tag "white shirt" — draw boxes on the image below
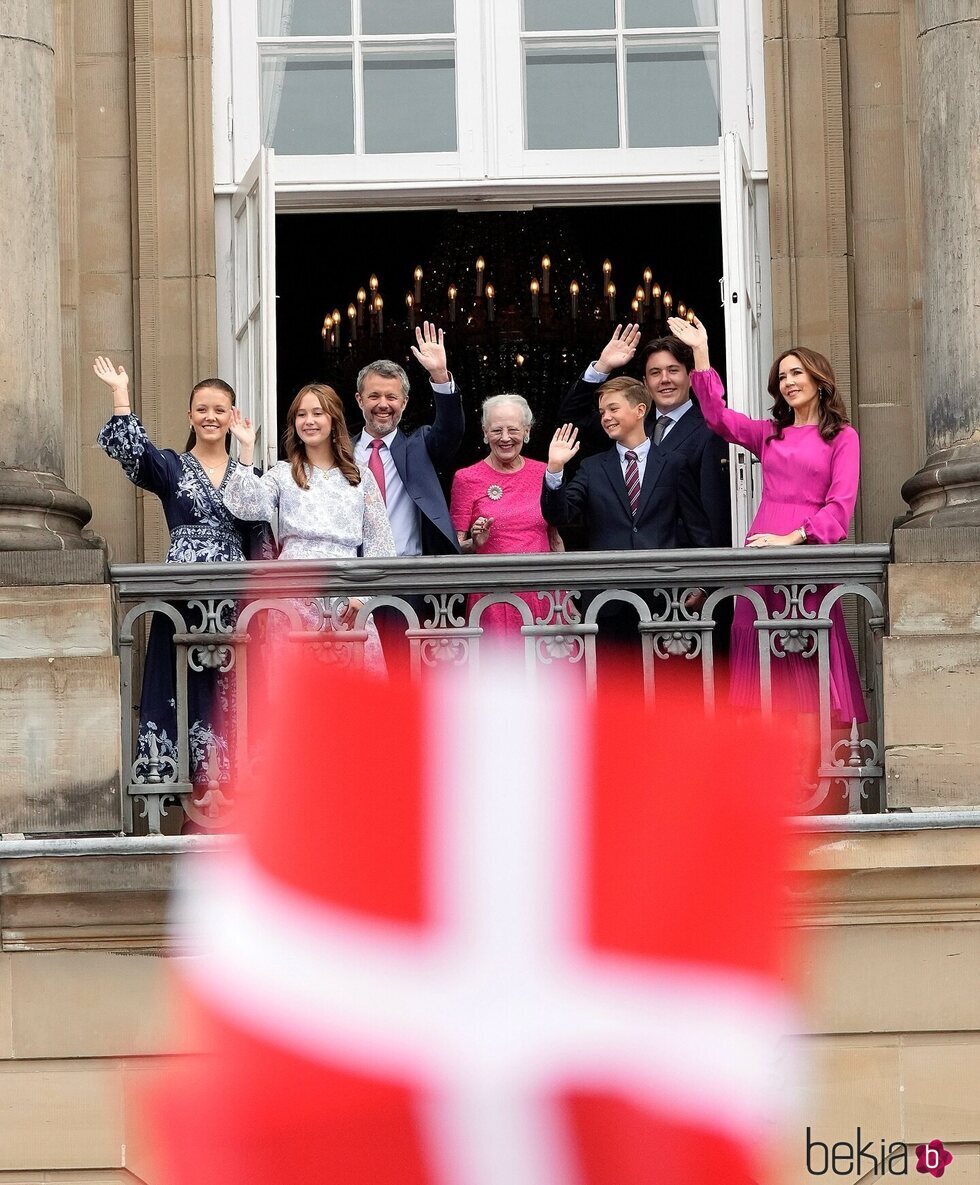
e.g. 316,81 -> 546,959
354,379 -> 455,557
615,436 -> 651,483
544,436 -> 651,491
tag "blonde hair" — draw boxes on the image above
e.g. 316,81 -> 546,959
598,375 -> 649,410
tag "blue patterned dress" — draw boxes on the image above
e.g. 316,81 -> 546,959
99,415 -> 272,802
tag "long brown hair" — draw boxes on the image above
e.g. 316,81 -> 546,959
766,347 -> 849,442
184,378 -> 236,451
283,384 -> 361,489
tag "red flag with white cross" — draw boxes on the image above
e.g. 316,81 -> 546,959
152,652 -> 798,1185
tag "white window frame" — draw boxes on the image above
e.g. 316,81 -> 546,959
213,1 -> 772,538
216,0 -> 485,188
214,0 -> 767,194
493,2 -> 724,181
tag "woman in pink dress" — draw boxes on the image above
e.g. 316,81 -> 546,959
450,394 -> 564,634
667,315 -> 866,726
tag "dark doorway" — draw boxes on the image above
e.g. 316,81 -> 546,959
274,203 -> 725,469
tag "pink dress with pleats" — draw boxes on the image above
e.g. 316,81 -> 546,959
691,368 -> 867,725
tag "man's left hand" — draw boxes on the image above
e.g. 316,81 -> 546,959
410,321 -> 450,385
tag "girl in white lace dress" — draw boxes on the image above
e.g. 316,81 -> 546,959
223,383 -> 396,673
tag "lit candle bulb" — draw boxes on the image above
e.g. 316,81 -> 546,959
678,302 -> 687,320
570,279 -> 580,320
541,254 -> 551,295
686,308 -> 696,323
651,282 -> 662,322
607,281 -> 616,321
348,302 -> 357,342
374,293 -> 384,335
485,282 -> 495,322
602,258 -> 613,293
405,291 -> 415,331
635,284 -> 646,312
632,298 -> 640,315
414,265 -> 423,305
530,278 -> 540,319
475,256 -> 485,298
643,267 -> 653,303
356,287 -> 367,327
663,291 -> 673,317
448,283 -> 457,323
332,309 -> 341,348
369,274 -> 379,295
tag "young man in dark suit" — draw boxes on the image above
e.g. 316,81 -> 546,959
352,320 -> 463,557
557,324 -> 731,547
541,376 -> 711,551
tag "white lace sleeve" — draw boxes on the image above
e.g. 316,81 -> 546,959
360,467 -> 396,557
222,462 -> 281,524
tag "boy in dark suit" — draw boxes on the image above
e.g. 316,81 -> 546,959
557,325 -> 731,547
542,376 -> 710,551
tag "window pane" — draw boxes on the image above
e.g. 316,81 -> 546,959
523,0 -> 615,31
626,43 -> 719,147
261,54 -> 354,154
625,0 -> 717,27
525,47 -> 618,149
361,0 -> 454,34
363,50 -> 457,153
258,0 -> 351,36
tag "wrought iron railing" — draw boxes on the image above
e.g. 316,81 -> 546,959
110,545 -> 889,832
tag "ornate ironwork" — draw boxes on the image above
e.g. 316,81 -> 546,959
111,546 -> 890,827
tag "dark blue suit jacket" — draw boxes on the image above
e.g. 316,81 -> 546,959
540,445 -> 711,551
353,386 -> 464,555
558,370 -> 731,547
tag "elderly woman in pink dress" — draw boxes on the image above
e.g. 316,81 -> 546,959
667,315 -> 866,727
450,394 -> 564,634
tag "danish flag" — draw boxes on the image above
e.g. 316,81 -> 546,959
154,652 -> 799,1185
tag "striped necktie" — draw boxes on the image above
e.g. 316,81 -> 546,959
624,450 -> 641,516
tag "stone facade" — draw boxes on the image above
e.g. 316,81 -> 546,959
1,0 -> 979,1178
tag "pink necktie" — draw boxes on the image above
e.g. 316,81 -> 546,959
368,438 -> 387,504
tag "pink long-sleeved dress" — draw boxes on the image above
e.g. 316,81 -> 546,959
450,457 -> 556,634
691,367 -> 867,725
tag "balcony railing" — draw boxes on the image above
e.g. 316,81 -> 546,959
110,545 -> 890,832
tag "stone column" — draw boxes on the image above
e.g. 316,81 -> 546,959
900,0 -> 980,525
0,0 -> 91,549
885,1 -> 980,809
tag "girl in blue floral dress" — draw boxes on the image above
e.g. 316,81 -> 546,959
95,356 -> 272,823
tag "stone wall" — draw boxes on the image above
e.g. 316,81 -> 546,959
762,0 -> 925,542
56,0 -> 217,565
4,832 -> 980,1181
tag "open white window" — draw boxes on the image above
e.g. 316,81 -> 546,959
231,147 -> 278,471
720,129 -> 766,541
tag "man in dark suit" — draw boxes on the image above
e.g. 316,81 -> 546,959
557,324 -> 731,547
542,376 -> 711,551
352,321 -> 463,557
